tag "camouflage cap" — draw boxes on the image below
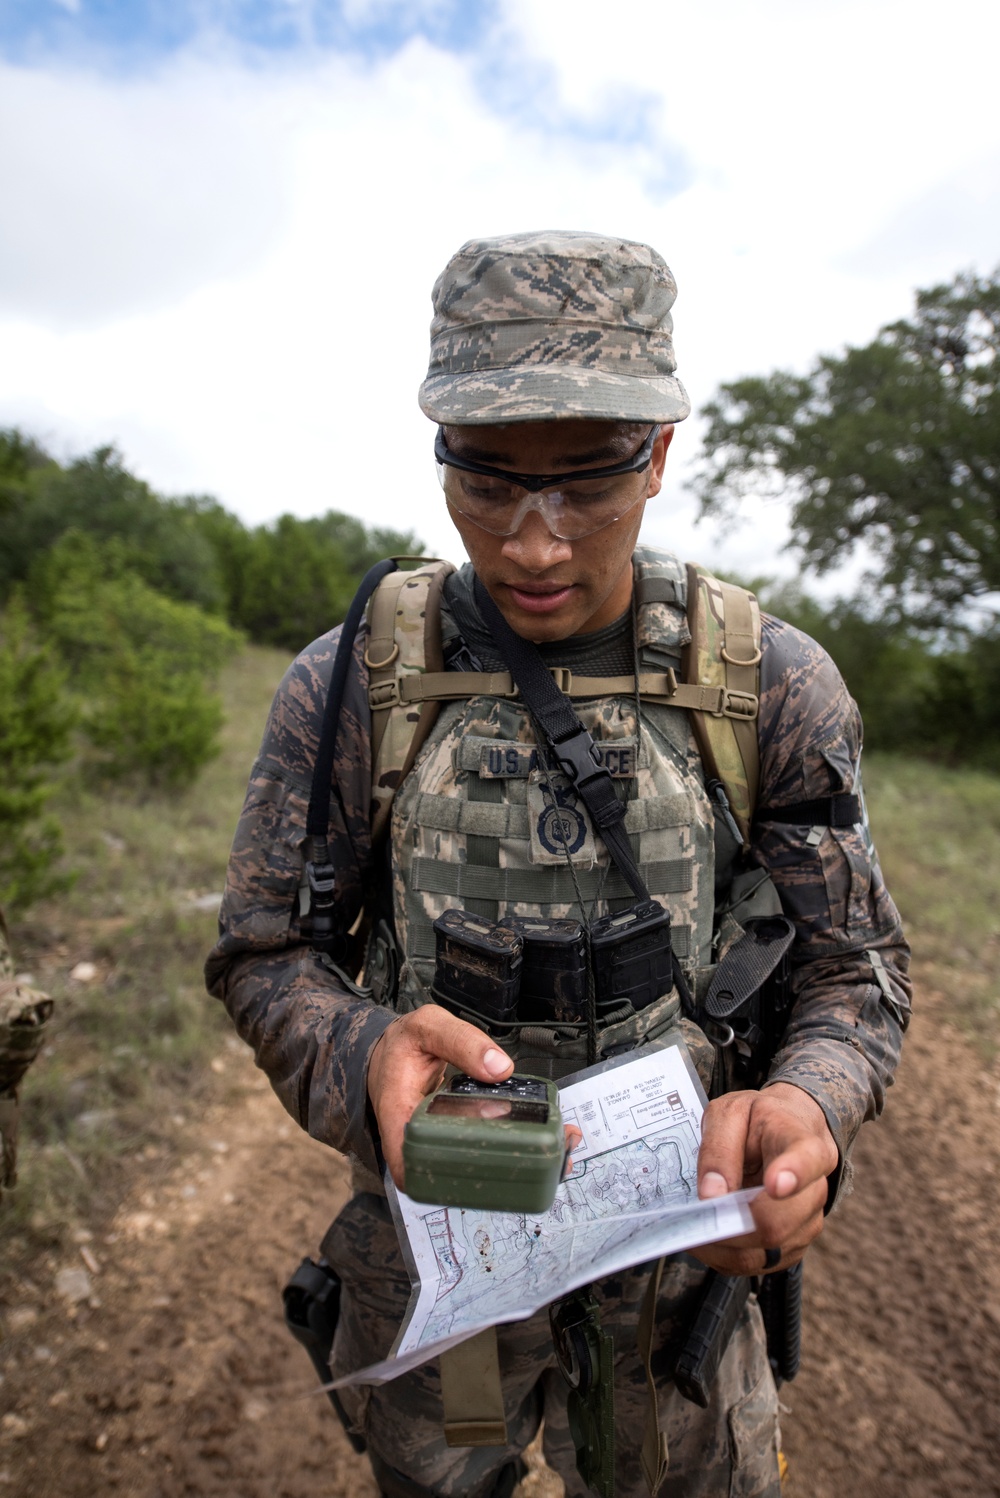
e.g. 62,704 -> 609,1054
418,230 -> 690,426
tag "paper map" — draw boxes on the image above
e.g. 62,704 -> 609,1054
334,1042 -> 759,1388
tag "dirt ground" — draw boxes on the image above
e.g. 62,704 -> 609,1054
2,970 -> 999,1498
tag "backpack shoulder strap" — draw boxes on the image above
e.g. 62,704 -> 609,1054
682,564 -> 762,851
367,558 -> 455,844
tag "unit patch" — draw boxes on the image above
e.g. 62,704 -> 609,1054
525,775 -> 598,867
477,741 -> 637,780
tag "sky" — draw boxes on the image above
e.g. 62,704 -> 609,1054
1,0 -> 998,586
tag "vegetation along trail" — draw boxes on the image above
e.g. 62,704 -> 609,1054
2,649 -> 999,1496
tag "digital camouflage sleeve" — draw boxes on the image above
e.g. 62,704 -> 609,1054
753,614 -> 909,1190
205,609 -> 910,1191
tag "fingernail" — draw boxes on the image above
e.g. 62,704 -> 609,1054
482,1048 -> 510,1078
775,1170 -> 798,1197
700,1171 -> 728,1199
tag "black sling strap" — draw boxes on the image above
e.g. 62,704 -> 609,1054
473,579 -> 695,1012
303,557 -> 398,956
473,578 -> 648,902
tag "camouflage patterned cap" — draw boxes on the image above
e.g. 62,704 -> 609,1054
418,230 -> 691,426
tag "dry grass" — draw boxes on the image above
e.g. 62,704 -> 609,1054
2,644 -> 291,1271
863,754 -> 1000,1049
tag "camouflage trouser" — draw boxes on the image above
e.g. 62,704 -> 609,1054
323,1192 -> 781,1498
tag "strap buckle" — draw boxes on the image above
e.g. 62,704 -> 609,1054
549,667 -> 573,693
368,680 -> 400,710
551,722 -> 603,788
714,689 -> 759,721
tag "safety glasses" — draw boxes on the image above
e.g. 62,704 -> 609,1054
434,425 -> 658,539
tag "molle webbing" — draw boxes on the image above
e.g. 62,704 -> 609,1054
411,788 -> 693,837
411,857 -> 693,905
366,559 -> 455,844
682,566 -> 762,850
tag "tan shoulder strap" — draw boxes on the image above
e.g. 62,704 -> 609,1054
367,559 -> 455,844
682,565 -> 761,851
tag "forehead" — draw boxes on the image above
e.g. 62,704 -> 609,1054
443,419 -> 647,471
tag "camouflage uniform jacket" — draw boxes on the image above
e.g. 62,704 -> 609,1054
1,907 -> 54,1194
205,557 -> 911,1196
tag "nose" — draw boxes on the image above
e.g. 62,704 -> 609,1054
500,507 -> 573,572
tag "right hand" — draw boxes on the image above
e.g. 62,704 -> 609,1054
366,1006 -> 582,1191
366,1006 -> 515,1191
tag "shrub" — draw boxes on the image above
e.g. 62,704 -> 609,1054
28,532 -> 242,788
0,598 -> 76,909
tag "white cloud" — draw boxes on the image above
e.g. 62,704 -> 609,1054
0,1 -> 997,592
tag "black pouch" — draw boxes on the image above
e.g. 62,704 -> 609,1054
283,1257 -> 366,1452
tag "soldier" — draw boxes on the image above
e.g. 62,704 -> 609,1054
0,906 -> 53,1202
207,231 -> 910,1497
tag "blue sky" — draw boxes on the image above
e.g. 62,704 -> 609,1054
0,0 -> 496,64
0,0 -> 671,154
0,0 -> 997,582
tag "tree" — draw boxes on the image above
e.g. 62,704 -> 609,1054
0,430 -> 54,519
312,512 -> 422,576
236,515 -> 357,651
692,269 -> 1000,624
234,514 -> 421,650
0,441 -> 227,615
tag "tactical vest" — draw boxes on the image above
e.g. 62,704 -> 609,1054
364,547 -> 767,1085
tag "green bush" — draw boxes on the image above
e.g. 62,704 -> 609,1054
235,514 -> 357,651
0,438 -> 227,614
0,597 -> 76,909
27,532 -> 242,788
84,653 -> 226,787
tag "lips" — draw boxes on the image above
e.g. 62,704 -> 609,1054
505,583 -> 575,614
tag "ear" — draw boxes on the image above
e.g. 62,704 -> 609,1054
646,423 -> 675,498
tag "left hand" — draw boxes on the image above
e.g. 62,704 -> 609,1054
691,1082 -> 839,1276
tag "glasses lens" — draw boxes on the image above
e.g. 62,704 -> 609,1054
439,466 -> 646,539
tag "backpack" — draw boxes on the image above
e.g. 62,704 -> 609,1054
364,557 -> 762,848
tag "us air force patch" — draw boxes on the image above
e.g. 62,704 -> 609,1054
477,740 -> 637,779
526,774 -> 597,867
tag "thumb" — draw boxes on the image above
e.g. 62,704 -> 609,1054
407,1004 -> 514,1083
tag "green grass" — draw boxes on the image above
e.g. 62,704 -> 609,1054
863,754 -> 1000,1045
2,644 -> 292,1265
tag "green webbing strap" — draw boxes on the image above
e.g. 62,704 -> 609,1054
411,857 -> 692,905
439,1328 -> 508,1447
638,1258 -> 669,1496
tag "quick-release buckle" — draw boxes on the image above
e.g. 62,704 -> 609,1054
305,857 -> 337,905
715,689 -> 759,722
552,723 -> 603,787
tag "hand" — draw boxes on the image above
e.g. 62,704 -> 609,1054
691,1082 -> 839,1276
366,1005 -> 581,1191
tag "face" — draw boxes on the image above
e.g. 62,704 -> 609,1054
443,419 -> 673,643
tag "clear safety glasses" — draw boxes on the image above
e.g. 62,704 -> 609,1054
434,424 -> 658,540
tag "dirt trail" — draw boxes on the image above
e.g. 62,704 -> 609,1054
2,974 -> 999,1497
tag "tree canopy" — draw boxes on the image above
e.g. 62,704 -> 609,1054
692,268 -> 1000,624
